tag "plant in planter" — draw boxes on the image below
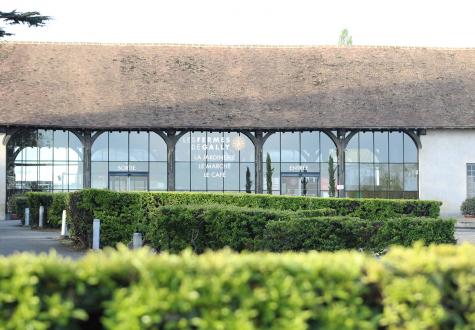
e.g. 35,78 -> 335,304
461,197 -> 475,218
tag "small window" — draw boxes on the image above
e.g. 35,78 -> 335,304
467,164 -> 475,198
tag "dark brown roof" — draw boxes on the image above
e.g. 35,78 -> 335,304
0,42 -> 474,130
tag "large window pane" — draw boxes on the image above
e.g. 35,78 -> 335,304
374,132 -> 388,163
91,162 -> 108,189
389,164 -> 404,191
129,132 -> 149,161
150,162 -> 167,191
345,134 -> 359,162
175,162 -> 190,190
301,132 -> 319,162
263,133 -> 280,163
345,163 -> 359,191
38,130 -> 53,161
321,133 -> 337,161
404,134 -> 418,163
109,132 -> 128,161
359,132 -> 373,163
389,132 -> 404,163
281,132 -> 299,162
92,133 -> 108,161
149,133 -> 167,161
360,163 -> 374,192
53,131 -> 68,161
404,164 -> 418,191
375,163 -> 389,191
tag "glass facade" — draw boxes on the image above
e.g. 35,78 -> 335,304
91,131 -> 167,191
6,130 -> 83,201
5,129 -> 420,207
345,131 -> 418,198
467,164 -> 475,198
263,132 -> 337,196
175,132 -> 254,192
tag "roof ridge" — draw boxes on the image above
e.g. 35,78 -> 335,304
1,40 -> 474,50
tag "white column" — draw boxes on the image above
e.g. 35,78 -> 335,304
92,219 -> 100,250
25,208 -> 30,226
0,132 -> 6,221
60,210 -> 68,236
39,206 -> 44,228
132,232 -> 143,249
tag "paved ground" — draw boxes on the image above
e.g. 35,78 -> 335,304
0,220 -> 86,259
455,228 -> 475,244
1,219 -> 474,259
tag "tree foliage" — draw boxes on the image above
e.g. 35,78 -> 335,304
328,155 -> 336,197
245,166 -> 253,193
0,10 -> 50,37
338,28 -> 353,46
266,153 -> 274,194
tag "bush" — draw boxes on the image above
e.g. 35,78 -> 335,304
8,195 -> 29,222
26,192 -> 67,228
264,217 -> 456,253
152,191 -> 441,219
147,204 -> 294,253
461,197 -> 475,216
294,208 -> 337,217
67,190 -> 153,248
1,244 -> 475,329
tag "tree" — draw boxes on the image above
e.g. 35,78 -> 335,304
266,153 -> 274,194
245,166 -> 252,193
338,28 -> 353,46
0,10 -> 50,38
328,155 -> 336,197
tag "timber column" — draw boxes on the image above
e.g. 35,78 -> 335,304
82,131 -> 92,188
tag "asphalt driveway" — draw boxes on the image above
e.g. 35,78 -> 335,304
0,220 -> 85,259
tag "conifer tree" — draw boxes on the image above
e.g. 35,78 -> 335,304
245,166 -> 252,193
1,10 -> 50,37
266,153 -> 274,194
328,155 -> 336,197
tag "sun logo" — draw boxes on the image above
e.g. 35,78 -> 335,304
231,135 -> 246,151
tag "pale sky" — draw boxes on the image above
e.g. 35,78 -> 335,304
2,0 -> 474,47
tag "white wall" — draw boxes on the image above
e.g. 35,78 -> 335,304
419,129 -> 475,217
0,133 -> 5,220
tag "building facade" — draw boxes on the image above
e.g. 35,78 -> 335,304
0,42 -> 474,217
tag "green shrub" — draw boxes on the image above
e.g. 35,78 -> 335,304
26,192 -> 67,228
294,208 -> 337,217
147,204 -> 293,253
64,190 -> 445,250
67,190 -> 154,248
8,195 -> 29,222
264,217 -> 456,253
152,191 -> 441,219
461,197 -> 475,216
1,244 -> 475,329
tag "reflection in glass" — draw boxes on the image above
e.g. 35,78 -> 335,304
345,131 -> 418,199
175,132 -> 254,192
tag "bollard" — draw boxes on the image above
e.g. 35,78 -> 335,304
39,206 -> 44,228
132,232 -> 143,249
24,208 -> 30,226
61,210 -> 68,237
92,219 -> 100,250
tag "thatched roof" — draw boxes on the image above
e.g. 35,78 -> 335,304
0,42 -> 474,130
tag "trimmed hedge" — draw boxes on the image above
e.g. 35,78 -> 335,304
26,192 -> 67,228
1,244 -> 475,329
65,189 -> 441,247
151,191 -> 441,219
264,217 -> 456,252
8,195 -> 28,222
147,204 -> 295,253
